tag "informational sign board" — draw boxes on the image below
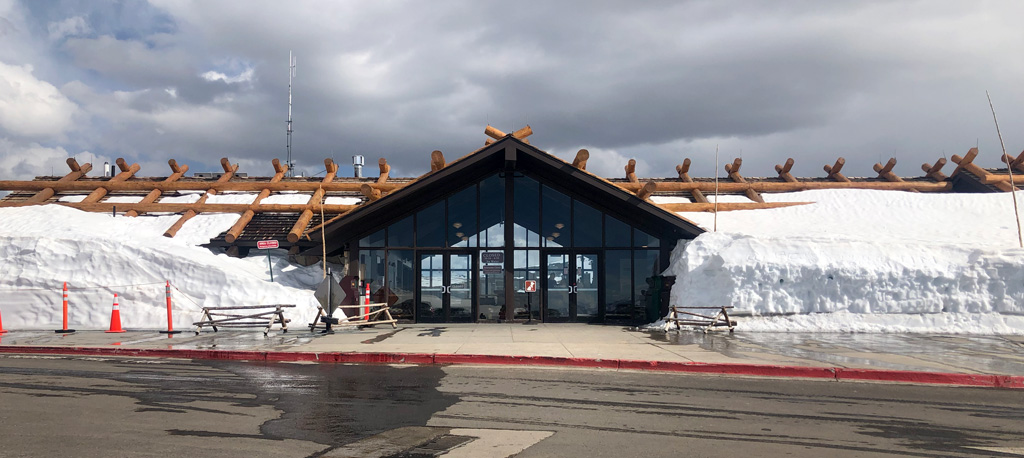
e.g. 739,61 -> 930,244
257,240 -> 280,249
481,252 -> 504,264
482,265 -> 503,275
524,280 -> 537,292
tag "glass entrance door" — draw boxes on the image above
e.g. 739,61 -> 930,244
417,252 -> 474,322
544,252 -> 600,322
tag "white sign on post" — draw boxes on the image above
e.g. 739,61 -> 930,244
524,280 -> 537,293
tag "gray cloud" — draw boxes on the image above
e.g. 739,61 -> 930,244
1,0 -> 1023,183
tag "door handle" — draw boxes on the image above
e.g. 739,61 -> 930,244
441,286 -> 450,294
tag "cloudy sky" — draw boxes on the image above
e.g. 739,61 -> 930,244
2,0 -> 1024,181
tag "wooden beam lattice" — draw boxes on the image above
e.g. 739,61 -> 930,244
289,158 -> 340,243
724,158 -> 764,203
15,158 -> 93,206
873,158 -> 903,182
41,202 -> 357,214
921,158 -> 947,182
615,180 -> 951,193
823,157 -> 850,182
675,158 -> 708,203
774,158 -> 797,183
82,158 -> 140,203
125,159 -> 188,217
952,147 -> 1015,191
656,201 -> 811,213
484,124 -> 532,145
224,159 -> 287,243
164,158 -> 238,238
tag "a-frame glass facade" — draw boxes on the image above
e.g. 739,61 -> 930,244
353,170 -> 673,323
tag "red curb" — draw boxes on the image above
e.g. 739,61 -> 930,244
1,345 -> 1021,389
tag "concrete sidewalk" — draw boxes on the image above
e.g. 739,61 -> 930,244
2,324 -> 1023,387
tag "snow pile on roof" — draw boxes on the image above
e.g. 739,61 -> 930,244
0,206 -> 326,331
662,189 -> 1024,334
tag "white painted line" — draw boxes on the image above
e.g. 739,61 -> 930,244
441,428 -> 554,458
968,446 -> 1024,456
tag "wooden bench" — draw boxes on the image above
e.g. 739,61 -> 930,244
193,304 -> 294,336
309,302 -> 397,332
667,306 -> 736,333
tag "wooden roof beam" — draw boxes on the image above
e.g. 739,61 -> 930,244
572,149 -> 589,170
873,158 -> 904,182
125,159 -> 189,217
921,158 -> 947,182
484,124 -> 531,145
774,158 -> 797,182
675,158 -> 707,203
724,158 -> 764,203
13,158 -> 93,206
657,201 -> 812,213
377,158 -> 390,184
636,181 -> 657,201
289,158 -> 339,243
224,158 -> 288,243
625,159 -> 638,183
0,180 -> 407,193
44,202 -> 356,214
823,157 -> 850,182
430,150 -> 446,172
952,148 -> 1015,191
164,158 -> 238,238
614,180 -> 951,193
81,158 -> 140,204
1001,149 -> 1024,174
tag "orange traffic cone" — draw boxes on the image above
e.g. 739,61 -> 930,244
0,308 -> 8,334
105,293 -> 126,333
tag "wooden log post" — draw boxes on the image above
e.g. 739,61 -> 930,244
1001,150 -> 1024,174
676,158 -> 708,203
873,158 -> 904,182
921,158 -> 948,182
823,157 -> 850,182
377,158 -> 390,184
430,150 -> 446,172
125,159 -> 189,217
774,158 -> 797,182
13,158 -> 93,206
224,159 -> 288,243
287,158 -> 340,243
636,181 -> 657,201
359,183 -> 382,201
724,158 -> 765,203
164,158 -> 237,238
572,149 -> 589,170
81,158 -> 140,204
625,159 -> 638,183
952,147 -> 1014,191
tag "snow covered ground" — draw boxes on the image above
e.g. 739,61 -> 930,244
1,188 -> 1022,333
657,189 -> 1024,334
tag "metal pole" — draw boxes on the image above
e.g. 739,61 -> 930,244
267,249 -> 274,282
714,144 -> 719,232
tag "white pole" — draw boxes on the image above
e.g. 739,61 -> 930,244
986,90 -> 1023,248
714,144 -> 719,232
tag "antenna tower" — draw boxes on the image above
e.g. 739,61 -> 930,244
286,51 -> 297,177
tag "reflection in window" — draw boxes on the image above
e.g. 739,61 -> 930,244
479,174 -> 504,247
573,200 -> 602,247
359,229 -> 385,247
604,215 -> 631,247
478,251 -> 504,320
633,249 -> 660,321
541,185 -> 570,248
634,227 -> 660,248
387,250 -> 414,319
416,201 -> 445,247
387,216 -> 413,247
513,176 -> 540,247
359,249 -> 386,305
605,250 -> 632,320
513,250 -> 541,320
448,186 -> 477,248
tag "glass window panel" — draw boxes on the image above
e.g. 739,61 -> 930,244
604,215 -> 631,247
513,249 -> 541,320
416,201 -> 445,247
633,249 -> 661,321
447,186 -> 477,247
545,253 -> 571,318
449,253 -> 473,322
513,176 -> 540,247
387,216 -> 413,247
358,249 -> 386,305
359,229 -> 384,247
541,185 -> 570,248
634,227 -> 660,248
418,254 -> 444,320
605,250 -> 632,320
387,250 -> 414,320
478,250 -> 505,320
479,173 -> 505,248
572,200 -> 602,247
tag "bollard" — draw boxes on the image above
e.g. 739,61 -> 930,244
159,281 -> 181,334
364,282 -> 370,321
55,282 -> 75,334
0,308 -> 8,334
105,293 -> 126,333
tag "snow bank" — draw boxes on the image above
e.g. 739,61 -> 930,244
0,206 -> 327,330
663,189 -> 1024,334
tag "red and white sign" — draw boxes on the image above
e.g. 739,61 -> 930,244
257,240 -> 279,249
524,280 -> 537,293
